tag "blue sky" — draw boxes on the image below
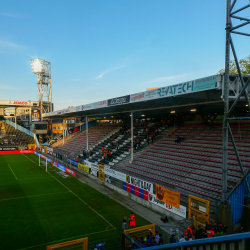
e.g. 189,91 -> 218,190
0,0 -> 249,110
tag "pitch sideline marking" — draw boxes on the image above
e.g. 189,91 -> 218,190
8,164 -> 18,180
21,153 -> 116,230
0,191 -> 71,202
18,228 -> 116,250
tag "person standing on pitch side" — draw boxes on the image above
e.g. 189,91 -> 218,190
129,212 -> 136,228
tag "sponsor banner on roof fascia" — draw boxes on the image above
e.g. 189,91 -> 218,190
107,95 -> 130,106
82,103 -> 94,111
105,168 -> 126,182
92,100 -> 107,109
126,175 -> 153,194
0,100 -> 32,106
76,105 -> 81,112
149,193 -> 186,218
130,75 -> 217,103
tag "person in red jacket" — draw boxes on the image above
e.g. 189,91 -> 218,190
129,212 -> 136,228
206,229 -> 214,238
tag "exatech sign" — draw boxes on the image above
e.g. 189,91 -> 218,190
156,75 -> 217,98
126,175 -> 153,194
107,95 -> 130,106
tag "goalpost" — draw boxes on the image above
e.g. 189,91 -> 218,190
39,155 -> 48,172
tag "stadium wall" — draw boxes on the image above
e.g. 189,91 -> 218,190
76,164 -> 185,221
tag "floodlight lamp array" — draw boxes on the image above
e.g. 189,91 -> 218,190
30,58 -> 44,74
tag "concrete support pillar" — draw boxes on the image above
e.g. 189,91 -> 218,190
218,202 -> 233,234
86,116 -> 88,150
131,112 -> 133,162
63,119 -> 65,145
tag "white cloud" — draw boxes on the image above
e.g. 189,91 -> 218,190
0,40 -> 25,49
142,74 -> 191,86
93,65 -> 125,80
0,13 -> 23,18
0,85 -> 17,90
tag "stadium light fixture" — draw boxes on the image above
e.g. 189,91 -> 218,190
190,109 -> 197,112
111,116 -> 114,118
30,58 -> 44,74
104,117 -> 106,119
141,115 -> 145,117
246,104 -> 249,107
171,111 -> 175,114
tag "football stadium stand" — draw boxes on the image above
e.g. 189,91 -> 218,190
55,124 -> 120,156
0,120 -> 35,147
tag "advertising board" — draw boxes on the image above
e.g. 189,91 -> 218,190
90,164 -> 98,177
126,175 -> 153,194
65,167 -> 76,177
57,163 -> 65,172
123,182 -> 149,201
156,185 -> 180,209
82,103 -> 93,111
105,168 -> 126,182
0,147 -> 18,151
67,159 -> 78,167
78,163 -> 90,173
149,194 -> 186,218
107,95 -> 130,106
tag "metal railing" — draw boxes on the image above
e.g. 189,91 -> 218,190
145,232 -> 250,250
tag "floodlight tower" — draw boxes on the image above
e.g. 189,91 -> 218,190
30,58 -> 52,120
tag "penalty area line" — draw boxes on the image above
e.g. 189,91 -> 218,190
8,164 -> 18,180
18,228 -> 116,250
22,153 -> 116,230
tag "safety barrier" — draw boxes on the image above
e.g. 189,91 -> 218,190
145,232 -> 250,250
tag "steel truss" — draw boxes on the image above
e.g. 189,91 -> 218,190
223,0 -> 250,202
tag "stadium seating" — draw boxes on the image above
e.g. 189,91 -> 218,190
83,122 -> 167,166
120,122 -> 250,220
0,121 -> 34,147
55,124 -> 120,155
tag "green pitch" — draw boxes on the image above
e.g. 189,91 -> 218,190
0,153 -> 149,250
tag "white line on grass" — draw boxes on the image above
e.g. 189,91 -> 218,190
0,191 -> 71,202
18,176 -> 53,180
21,153 -> 116,230
18,228 -> 116,250
8,164 -> 18,180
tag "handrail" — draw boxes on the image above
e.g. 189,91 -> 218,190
146,232 -> 250,249
0,118 -> 40,148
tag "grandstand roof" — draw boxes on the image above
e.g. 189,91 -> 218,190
43,74 -> 250,119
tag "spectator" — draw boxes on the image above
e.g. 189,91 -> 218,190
179,234 -> 185,242
140,241 -> 147,248
116,142 -> 119,150
196,226 -> 203,239
174,135 -> 181,143
170,234 -> 176,243
205,222 -> 210,231
191,235 -> 195,241
158,234 -> 163,245
212,222 -> 218,233
185,236 -> 189,242
206,229 -> 214,238
129,212 -> 136,228
148,232 -> 154,244
214,232 -> 221,237
240,226 -> 245,233
151,239 -> 157,246
151,133 -> 154,143
155,231 -> 160,244
122,217 -> 128,231
108,150 -> 112,159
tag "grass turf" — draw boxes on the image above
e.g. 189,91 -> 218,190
0,153 -> 150,250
